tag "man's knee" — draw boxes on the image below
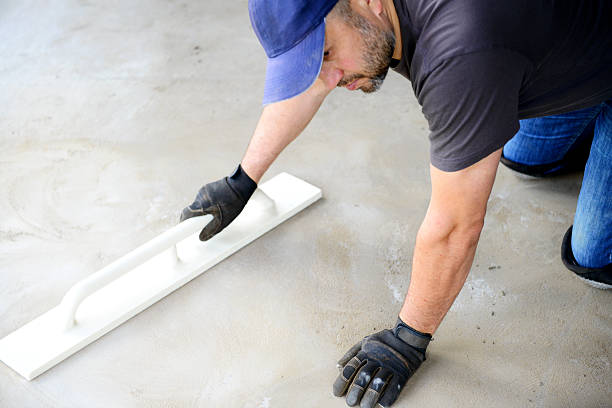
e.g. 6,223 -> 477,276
501,109 -> 599,177
570,224 -> 612,269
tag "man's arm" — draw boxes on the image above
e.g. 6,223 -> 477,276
241,67 -> 343,182
399,148 -> 503,333
332,150 -> 502,408
181,67 -> 343,239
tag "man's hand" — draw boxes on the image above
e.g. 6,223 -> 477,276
180,164 -> 257,241
333,319 -> 431,407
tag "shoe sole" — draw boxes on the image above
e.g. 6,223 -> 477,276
509,171 -> 541,181
577,275 -> 612,290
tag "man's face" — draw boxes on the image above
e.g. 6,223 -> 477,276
322,2 -> 395,93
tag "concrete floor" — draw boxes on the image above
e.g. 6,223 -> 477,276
1,1 -> 610,407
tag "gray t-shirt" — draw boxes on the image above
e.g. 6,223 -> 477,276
391,0 -> 612,171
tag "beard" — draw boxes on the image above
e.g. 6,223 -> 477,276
336,10 -> 396,93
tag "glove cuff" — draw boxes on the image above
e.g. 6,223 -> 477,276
394,317 -> 432,351
227,164 -> 257,202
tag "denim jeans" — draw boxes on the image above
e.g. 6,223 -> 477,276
502,100 -> 612,268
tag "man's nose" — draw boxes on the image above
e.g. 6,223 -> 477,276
319,63 -> 344,90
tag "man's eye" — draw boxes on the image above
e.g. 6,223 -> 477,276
324,50 -> 330,57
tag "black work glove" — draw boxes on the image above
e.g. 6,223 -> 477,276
180,164 -> 257,241
333,318 -> 431,408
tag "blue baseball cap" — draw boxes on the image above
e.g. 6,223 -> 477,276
249,0 -> 339,105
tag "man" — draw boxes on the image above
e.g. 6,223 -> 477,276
181,0 -> 612,406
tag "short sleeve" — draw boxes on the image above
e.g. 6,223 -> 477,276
417,50 -> 530,171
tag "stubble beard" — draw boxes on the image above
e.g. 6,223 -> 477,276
336,11 -> 396,93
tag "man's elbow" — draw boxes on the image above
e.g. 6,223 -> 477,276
418,210 -> 485,251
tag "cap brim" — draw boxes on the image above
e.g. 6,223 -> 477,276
262,20 -> 325,105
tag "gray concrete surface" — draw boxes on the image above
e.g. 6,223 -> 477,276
0,1 -> 610,407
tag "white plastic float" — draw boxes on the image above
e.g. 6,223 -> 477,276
0,172 -> 322,380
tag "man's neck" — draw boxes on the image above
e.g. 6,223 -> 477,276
381,0 -> 402,60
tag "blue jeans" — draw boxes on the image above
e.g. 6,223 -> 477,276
503,100 -> 612,268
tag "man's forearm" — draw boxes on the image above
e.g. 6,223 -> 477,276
399,216 -> 483,334
399,152 -> 501,334
241,78 -> 333,183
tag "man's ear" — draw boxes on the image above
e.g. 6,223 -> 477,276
354,0 -> 384,17
365,0 -> 384,16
